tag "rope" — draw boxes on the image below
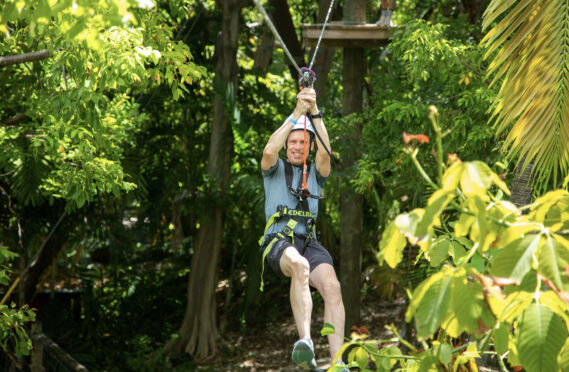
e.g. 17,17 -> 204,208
308,0 -> 336,70
302,115 -> 309,190
252,0 -> 302,76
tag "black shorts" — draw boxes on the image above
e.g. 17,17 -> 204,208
260,233 -> 334,277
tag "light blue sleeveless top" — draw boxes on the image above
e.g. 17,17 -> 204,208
262,158 -> 327,244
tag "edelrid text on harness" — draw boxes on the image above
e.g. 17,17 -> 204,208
259,160 -> 323,291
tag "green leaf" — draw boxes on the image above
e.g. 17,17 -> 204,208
428,235 -> 450,266
408,270 -> 452,339
461,161 -> 493,195
491,234 -> 541,283
437,343 -> 453,365
416,190 -> 455,238
321,323 -> 335,336
379,221 -> 407,269
500,290 -> 533,323
394,208 -> 424,241
442,162 -> 463,192
449,240 -> 467,262
347,347 -> 368,369
537,235 -> 569,291
376,346 -> 402,372
516,303 -> 568,372
450,273 -> 483,334
558,337 -> 569,372
494,322 -> 510,355
455,212 -> 475,237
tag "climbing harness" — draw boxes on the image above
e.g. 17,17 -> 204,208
258,160 -> 323,291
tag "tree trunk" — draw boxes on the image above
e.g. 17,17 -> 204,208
267,0 -> 305,80
166,0 -> 242,361
20,211 -> 68,305
510,156 -> 534,208
460,0 -> 486,24
253,25 -> 274,72
340,0 -> 365,332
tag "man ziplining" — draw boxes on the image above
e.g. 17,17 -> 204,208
259,85 -> 348,371
252,0 -> 347,369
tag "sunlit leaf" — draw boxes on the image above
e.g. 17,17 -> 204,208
416,190 -> 455,238
482,0 -> 569,193
428,235 -> 451,266
461,161 -> 493,195
379,221 -> 407,269
321,322 -> 335,336
537,235 -> 569,291
516,303 -> 568,372
500,290 -> 533,324
491,234 -> 541,282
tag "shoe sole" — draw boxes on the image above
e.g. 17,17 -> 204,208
291,341 -> 315,370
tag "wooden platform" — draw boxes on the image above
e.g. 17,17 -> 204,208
301,21 -> 397,48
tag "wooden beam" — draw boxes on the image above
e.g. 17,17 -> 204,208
301,21 -> 397,48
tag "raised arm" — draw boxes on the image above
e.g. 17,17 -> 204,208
261,90 -> 312,171
307,92 -> 331,178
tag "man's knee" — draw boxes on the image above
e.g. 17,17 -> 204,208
320,277 -> 342,303
280,247 -> 310,278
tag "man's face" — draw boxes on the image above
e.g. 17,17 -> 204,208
286,130 -> 313,166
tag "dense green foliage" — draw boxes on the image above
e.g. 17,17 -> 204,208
1,0 -> 568,370
355,110 -> 569,371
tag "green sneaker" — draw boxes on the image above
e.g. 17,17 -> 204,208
291,338 -> 317,370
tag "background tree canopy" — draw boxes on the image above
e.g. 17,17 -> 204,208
1,0 -> 568,371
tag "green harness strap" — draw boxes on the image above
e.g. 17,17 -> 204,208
258,205 -> 317,291
259,218 -> 297,291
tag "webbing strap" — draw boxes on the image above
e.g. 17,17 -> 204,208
259,208 -> 284,246
259,218 -> 297,292
285,160 -> 309,193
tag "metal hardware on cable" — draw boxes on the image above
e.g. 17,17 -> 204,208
299,67 -> 316,88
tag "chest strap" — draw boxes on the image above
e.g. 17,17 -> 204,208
284,160 -> 324,209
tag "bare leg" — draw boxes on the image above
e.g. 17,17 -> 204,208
280,246 -> 312,339
309,263 -> 345,361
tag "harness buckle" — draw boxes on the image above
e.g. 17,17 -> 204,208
282,226 -> 293,235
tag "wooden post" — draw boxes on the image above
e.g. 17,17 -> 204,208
340,0 -> 365,332
30,322 -> 43,372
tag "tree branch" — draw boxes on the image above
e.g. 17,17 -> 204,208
0,49 -> 51,67
0,113 -> 29,126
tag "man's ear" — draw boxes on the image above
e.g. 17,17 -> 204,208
310,141 -> 315,151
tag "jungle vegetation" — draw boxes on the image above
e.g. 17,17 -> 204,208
1,0 -> 569,371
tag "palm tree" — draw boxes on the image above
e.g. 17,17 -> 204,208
481,0 -> 569,199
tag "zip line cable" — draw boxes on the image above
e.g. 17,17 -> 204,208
308,0 -> 335,70
252,0 -> 336,79
252,0 -> 302,76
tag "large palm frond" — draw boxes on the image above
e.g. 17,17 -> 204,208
481,0 -> 569,191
